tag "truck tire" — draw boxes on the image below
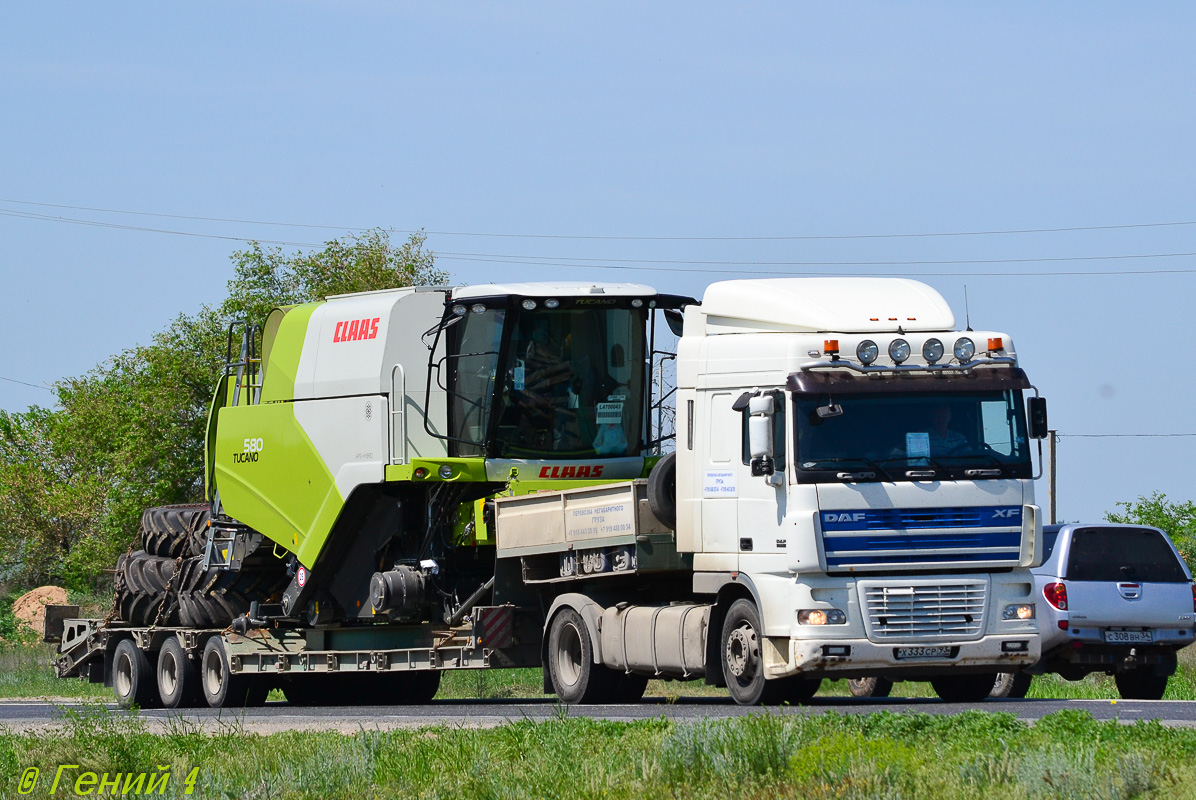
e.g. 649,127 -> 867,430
1115,669 -> 1168,700
112,638 -> 159,709
720,599 -> 791,706
990,671 -> 1032,699
157,636 -> 202,708
547,608 -> 618,704
930,673 -> 997,703
141,504 -> 211,558
201,636 -> 266,708
848,676 -> 894,698
612,672 -> 649,703
647,452 -> 677,530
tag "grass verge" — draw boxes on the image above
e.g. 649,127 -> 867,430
4,705 -> 1196,798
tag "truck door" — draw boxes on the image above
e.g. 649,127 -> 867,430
736,390 -> 787,556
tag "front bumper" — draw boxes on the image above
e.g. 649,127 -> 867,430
765,632 -> 1040,680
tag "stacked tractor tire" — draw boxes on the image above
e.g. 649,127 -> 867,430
115,504 -> 288,628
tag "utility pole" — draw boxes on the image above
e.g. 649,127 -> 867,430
1048,430 -> 1058,524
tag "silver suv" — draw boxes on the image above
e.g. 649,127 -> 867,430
991,523 -> 1195,699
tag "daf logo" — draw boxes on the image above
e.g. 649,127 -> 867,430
824,512 -> 867,523
992,508 -> 1021,519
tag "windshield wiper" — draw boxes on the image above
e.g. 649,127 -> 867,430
931,451 -> 1008,477
874,455 -> 953,479
801,456 -> 894,481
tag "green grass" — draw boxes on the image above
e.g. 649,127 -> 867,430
3,705 -> 1196,798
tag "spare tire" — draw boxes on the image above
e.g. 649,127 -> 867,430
141,504 -> 211,559
647,451 -> 677,530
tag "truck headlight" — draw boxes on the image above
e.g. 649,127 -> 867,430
798,609 -> 846,625
1003,603 -> 1035,621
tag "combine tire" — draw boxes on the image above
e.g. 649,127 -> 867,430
176,556 -> 287,628
141,504 -> 211,558
647,452 -> 677,530
114,551 -> 181,626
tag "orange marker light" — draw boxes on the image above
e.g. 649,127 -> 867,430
824,339 -> 839,354
988,337 -> 1004,351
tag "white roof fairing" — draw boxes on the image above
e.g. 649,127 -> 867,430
451,282 -> 657,300
698,278 -> 956,333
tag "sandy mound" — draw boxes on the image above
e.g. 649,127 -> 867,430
12,586 -> 69,637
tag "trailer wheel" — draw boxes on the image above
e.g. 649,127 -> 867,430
647,452 -> 677,530
112,638 -> 159,709
720,599 -> 791,706
200,636 -> 260,708
547,608 -> 617,704
848,676 -> 894,698
931,673 -> 997,703
157,637 -> 202,708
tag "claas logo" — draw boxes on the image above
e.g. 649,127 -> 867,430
334,317 -> 381,343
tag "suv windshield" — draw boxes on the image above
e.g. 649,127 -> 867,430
1066,527 -> 1188,583
795,389 -> 1032,481
448,305 -> 646,458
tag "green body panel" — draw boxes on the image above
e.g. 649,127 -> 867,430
260,303 -> 319,403
214,402 -> 343,566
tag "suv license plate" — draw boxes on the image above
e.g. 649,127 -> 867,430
1104,630 -> 1153,644
895,646 -> 953,660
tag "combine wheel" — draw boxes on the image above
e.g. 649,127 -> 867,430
157,637 -> 202,708
200,636 -> 264,708
141,503 -> 211,558
547,608 -> 619,704
112,639 -> 159,709
647,452 -> 677,530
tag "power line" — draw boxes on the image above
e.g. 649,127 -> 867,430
0,209 -> 322,248
2,196 -> 1195,241
1059,433 -> 1196,438
0,376 -> 51,392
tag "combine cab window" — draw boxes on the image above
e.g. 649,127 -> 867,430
1065,527 -> 1188,583
447,304 -> 647,458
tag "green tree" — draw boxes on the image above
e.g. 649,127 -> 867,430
1105,492 -> 1196,569
0,229 -> 443,591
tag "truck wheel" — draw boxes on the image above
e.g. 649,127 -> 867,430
612,673 -> 649,703
157,637 -> 202,708
547,608 -> 617,704
784,677 -> 822,703
721,599 -> 789,705
931,673 -> 997,703
1115,669 -> 1168,700
990,671 -> 1032,698
848,676 -> 893,698
201,636 -> 255,708
647,452 -> 677,530
141,504 -> 211,558
112,638 -> 159,709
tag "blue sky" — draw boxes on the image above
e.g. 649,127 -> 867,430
2,3 -> 1194,521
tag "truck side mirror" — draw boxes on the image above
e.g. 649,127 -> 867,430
1027,396 -> 1048,439
748,395 -> 775,476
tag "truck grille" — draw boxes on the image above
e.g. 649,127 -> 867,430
858,579 -> 988,641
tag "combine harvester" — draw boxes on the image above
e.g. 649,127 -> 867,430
51,278 -> 1048,707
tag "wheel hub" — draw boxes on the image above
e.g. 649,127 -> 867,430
725,625 -> 758,679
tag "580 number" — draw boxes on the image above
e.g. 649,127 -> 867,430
243,438 -> 264,453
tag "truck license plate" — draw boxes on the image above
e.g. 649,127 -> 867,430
895,646 -> 953,660
1104,630 -> 1153,644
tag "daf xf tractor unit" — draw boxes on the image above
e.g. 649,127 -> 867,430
50,277 -> 1048,707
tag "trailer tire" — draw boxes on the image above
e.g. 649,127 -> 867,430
931,673 -> 997,703
1115,668 -> 1168,700
141,504 -> 211,558
157,637 -> 202,708
200,636 -> 260,708
720,599 -> 790,706
848,676 -> 894,698
112,638 -> 159,709
547,608 -> 618,704
647,452 -> 677,530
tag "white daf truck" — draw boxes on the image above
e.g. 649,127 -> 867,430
510,277 -> 1047,704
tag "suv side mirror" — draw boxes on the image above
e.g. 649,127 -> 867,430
1027,396 -> 1048,439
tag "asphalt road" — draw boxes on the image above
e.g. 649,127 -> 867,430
2,696 -> 1195,732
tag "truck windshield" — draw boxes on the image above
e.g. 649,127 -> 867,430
794,389 -> 1032,481
449,305 -> 647,458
